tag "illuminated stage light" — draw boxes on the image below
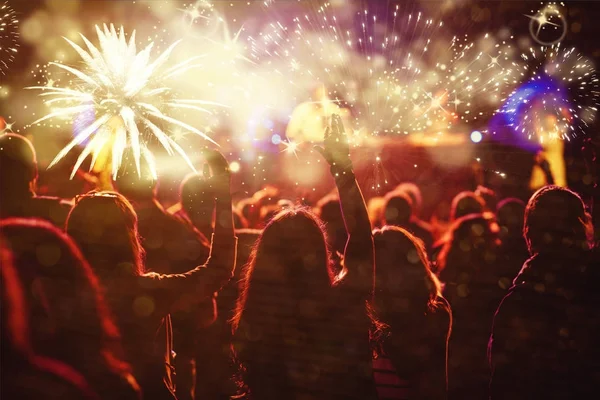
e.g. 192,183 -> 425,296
470,130 -> 483,143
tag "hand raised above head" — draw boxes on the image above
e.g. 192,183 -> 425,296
201,148 -> 231,202
315,113 -> 353,173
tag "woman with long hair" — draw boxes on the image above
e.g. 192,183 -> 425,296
371,226 -> 452,400
65,150 -> 237,400
232,114 -> 376,399
0,220 -> 137,400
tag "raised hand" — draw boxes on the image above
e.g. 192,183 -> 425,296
201,149 -> 231,202
316,114 -> 353,174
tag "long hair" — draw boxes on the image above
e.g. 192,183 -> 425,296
231,207 -> 334,394
370,226 -> 444,341
373,226 -> 441,316
66,191 -> 145,278
370,227 -> 451,395
524,185 -> 593,254
0,218 -> 130,376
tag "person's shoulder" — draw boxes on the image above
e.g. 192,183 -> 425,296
31,196 -> 72,226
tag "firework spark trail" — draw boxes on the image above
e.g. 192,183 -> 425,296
27,24 -> 225,179
247,1 -> 524,138
0,1 -> 19,75
498,44 -> 599,142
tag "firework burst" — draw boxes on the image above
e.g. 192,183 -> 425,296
0,1 -> 19,75
497,44 -> 599,143
247,2 -> 523,140
27,24 -> 223,178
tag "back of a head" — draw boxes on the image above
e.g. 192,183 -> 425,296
66,191 -> 144,278
524,186 -> 592,255
233,208 -> 332,332
437,214 -> 499,281
232,208 -> 333,393
373,226 -> 440,317
497,198 -> 526,239
0,218 -> 121,365
395,182 -> 422,217
384,192 -> 413,226
450,191 -> 485,221
113,159 -> 157,203
0,134 -> 37,196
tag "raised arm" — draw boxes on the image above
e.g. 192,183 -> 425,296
137,150 -> 237,311
316,114 -> 374,299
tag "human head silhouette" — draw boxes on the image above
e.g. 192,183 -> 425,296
66,191 -> 144,279
373,226 -> 441,317
524,185 -> 592,255
1,218 -> 124,372
0,134 -> 38,196
450,191 -> 485,221
496,198 -> 525,242
384,191 -> 413,226
437,214 -> 499,280
395,182 -> 423,217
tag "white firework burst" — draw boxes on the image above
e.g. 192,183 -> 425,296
0,1 -> 19,75
27,24 -> 223,178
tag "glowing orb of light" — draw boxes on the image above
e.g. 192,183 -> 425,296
229,161 -> 241,173
271,134 -> 281,145
470,130 -> 483,143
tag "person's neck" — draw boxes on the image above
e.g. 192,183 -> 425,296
0,186 -> 35,207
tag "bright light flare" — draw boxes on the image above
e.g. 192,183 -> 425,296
27,24 -> 224,179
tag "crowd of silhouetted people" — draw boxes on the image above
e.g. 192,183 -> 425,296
1,115 -> 599,400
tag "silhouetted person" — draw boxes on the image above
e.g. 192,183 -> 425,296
1,219 -> 140,400
449,191 -> 485,221
66,150 -> 237,400
437,214 -> 501,400
496,198 -> 528,287
113,162 -> 213,400
0,134 -> 71,226
384,191 -> 434,254
489,186 -> 598,400
232,114 -> 376,399
114,162 -> 211,276
1,237 -> 100,400
371,226 -> 451,400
